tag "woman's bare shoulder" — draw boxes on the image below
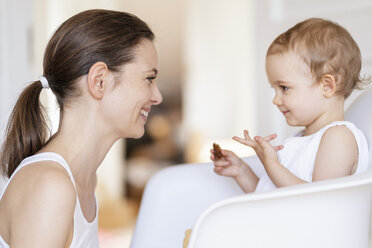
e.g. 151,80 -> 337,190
0,161 -> 76,246
3,161 -> 76,214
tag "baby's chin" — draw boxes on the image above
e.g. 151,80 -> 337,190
285,118 -> 301,127
287,122 -> 308,131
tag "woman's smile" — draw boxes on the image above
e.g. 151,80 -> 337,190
140,107 -> 150,122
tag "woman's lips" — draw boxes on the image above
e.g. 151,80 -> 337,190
140,107 -> 151,122
140,109 -> 149,117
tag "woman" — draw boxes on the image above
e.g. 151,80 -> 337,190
0,9 -> 162,247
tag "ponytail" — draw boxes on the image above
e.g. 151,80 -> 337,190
0,81 -> 50,178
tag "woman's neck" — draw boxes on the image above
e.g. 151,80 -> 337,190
40,107 -> 118,189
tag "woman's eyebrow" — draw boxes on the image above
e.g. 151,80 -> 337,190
145,68 -> 158,75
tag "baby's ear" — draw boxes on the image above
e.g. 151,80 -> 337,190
319,74 -> 337,98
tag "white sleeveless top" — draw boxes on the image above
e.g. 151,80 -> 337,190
0,152 -> 99,248
255,121 -> 370,193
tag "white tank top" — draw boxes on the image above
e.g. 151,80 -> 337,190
255,121 -> 370,193
0,152 -> 99,248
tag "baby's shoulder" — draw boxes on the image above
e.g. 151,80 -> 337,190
320,123 -> 357,143
322,124 -> 354,137
319,124 -> 358,156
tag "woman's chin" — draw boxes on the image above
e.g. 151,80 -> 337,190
130,129 -> 145,139
119,125 -> 145,139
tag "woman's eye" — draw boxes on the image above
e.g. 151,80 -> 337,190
146,76 -> 156,83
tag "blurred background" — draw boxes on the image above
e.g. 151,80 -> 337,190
1,0 -> 371,247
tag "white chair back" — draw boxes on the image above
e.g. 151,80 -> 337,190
345,89 -> 372,162
188,170 -> 372,248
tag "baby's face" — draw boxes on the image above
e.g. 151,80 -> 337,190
265,52 -> 327,128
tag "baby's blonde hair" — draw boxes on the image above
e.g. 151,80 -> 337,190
267,18 -> 369,98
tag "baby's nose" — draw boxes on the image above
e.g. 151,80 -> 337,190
272,94 -> 282,106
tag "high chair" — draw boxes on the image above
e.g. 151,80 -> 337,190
130,89 -> 372,248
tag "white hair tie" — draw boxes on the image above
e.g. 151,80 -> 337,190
39,76 -> 50,89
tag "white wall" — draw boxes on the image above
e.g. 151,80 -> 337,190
183,0 -> 258,161
0,0 -> 33,142
0,0 -> 33,190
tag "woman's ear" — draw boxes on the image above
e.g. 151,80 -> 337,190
319,74 -> 337,98
87,62 -> 110,100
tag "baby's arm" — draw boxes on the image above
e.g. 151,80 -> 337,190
234,126 -> 359,188
234,130 -> 306,187
312,125 -> 358,181
262,126 -> 358,186
211,148 -> 259,193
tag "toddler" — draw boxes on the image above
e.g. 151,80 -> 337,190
212,18 -> 370,193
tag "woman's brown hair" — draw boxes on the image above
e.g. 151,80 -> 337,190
0,9 -> 154,178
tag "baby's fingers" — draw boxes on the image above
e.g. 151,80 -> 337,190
263,133 -> 278,142
233,130 -> 256,147
214,166 -> 225,175
255,136 -> 283,151
210,153 -> 230,165
254,136 -> 273,149
233,136 -> 255,147
273,145 -> 284,151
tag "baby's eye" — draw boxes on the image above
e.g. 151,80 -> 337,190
146,76 -> 156,84
280,86 -> 289,91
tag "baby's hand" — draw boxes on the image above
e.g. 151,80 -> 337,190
233,130 -> 283,167
210,146 -> 245,178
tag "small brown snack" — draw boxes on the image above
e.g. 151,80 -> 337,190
213,143 -> 224,159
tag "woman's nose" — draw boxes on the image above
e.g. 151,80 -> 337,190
152,84 -> 163,105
